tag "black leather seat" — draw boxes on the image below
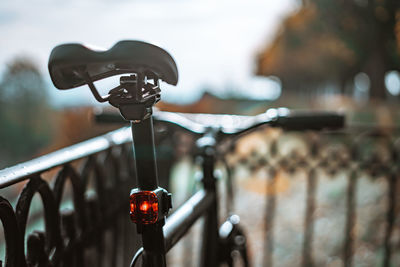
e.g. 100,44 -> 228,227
48,40 -> 178,89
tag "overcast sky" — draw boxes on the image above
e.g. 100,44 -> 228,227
0,0 -> 298,105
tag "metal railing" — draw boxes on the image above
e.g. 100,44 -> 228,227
230,127 -> 400,267
0,127 -> 139,267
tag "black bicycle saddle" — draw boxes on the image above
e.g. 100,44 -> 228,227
48,40 -> 178,89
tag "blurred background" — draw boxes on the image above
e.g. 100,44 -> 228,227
1,0 -> 399,167
1,0 -> 400,266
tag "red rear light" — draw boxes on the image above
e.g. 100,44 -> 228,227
130,191 -> 159,224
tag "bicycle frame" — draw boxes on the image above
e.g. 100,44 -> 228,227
130,114 -> 223,267
121,107 -> 343,267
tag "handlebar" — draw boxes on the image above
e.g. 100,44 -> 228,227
94,108 -> 345,138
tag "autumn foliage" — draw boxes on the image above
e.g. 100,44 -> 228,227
256,0 -> 400,100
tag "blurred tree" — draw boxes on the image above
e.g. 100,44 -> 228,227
0,57 -> 54,168
256,0 -> 400,100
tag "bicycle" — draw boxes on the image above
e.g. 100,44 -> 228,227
48,40 -> 344,267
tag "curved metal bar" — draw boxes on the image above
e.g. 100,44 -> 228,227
86,196 -> 105,267
85,76 -> 110,103
81,156 -> 95,189
106,148 -> 125,266
105,148 -> 121,185
0,127 -> 131,189
15,176 -> 63,266
91,156 -> 108,213
53,165 -> 87,232
130,247 -> 144,267
0,197 -> 19,267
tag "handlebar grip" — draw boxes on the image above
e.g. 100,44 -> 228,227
275,112 -> 345,131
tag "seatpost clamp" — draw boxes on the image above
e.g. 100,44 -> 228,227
108,72 -> 161,122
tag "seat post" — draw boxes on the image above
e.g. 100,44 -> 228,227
131,115 -> 167,267
130,117 -> 159,191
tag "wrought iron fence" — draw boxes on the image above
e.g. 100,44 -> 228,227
0,127 -> 140,267
229,127 -> 400,267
